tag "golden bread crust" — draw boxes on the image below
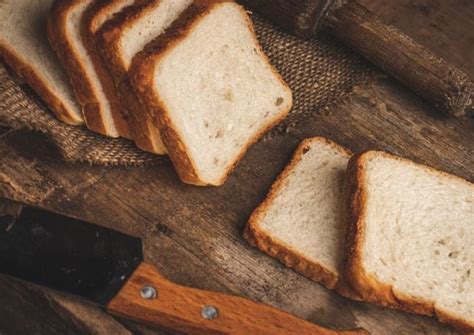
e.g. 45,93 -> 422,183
48,0 -> 117,136
0,44 -> 82,125
244,137 -> 359,299
345,150 -> 474,332
130,1 -> 292,185
97,0 -> 166,153
81,0 -> 132,138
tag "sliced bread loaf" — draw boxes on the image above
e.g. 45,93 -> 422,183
48,0 -> 127,137
345,151 -> 474,332
0,0 -> 82,125
244,137 -> 357,298
130,1 -> 292,185
97,0 -> 192,154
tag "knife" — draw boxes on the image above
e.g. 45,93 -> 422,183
0,207 -> 367,335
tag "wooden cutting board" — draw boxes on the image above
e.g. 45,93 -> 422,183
0,0 -> 472,334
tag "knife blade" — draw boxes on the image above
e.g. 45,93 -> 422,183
0,207 -> 367,334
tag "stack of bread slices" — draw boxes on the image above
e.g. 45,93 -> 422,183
245,137 -> 474,332
0,0 -> 292,186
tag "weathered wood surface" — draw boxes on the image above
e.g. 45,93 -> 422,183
360,0 -> 474,76
328,0 -> 473,117
108,263 -> 367,334
242,0 -> 473,116
0,1 -> 473,334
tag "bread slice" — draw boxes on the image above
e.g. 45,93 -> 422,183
345,151 -> 474,332
80,0 -> 135,138
97,0 -> 192,154
48,0 -> 128,138
0,0 -> 82,125
85,0 -> 135,33
130,1 -> 292,185
244,137 -> 357,298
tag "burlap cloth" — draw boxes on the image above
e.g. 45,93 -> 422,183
0,16 -> 373,166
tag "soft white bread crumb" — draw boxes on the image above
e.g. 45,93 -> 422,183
117,0 -> 192,152
0,0 -> 82,124
245,137 -> 355,294
99,0 -> 192,154
118,0 -> 192,70
139,2 -> 292,185
59,0 -> 119,136
346,151 -> 474,331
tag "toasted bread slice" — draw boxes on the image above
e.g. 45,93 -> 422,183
130,1 -> 292,185
48,0 -> 126,137
0,0 -> 82,125
244,137 -> 358,298
97,0 -> 191,154
345,151 -> 474,332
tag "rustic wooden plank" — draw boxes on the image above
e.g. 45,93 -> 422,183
0,77 -> 470,334
359,0 -> 474,76
0,1 -> 472,334
0,275 -> 136,335
326,0 -> 473,117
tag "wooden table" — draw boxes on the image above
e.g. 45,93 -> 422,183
0,1 -> 472,334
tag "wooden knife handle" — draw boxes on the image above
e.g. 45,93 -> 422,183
107,263 -> 368,335
326,0 -> 473,117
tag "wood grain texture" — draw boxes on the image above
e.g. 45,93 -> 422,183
0,1 -> 472,334
241,0 -> 473,116
108,263 -> 367,334
0,275 -> 130,335
360,0 -> 474,77
0,79 -> 470,335
326,1 -> 473,117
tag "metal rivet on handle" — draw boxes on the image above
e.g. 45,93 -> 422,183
201,305 -> 219,320
140,285 -> 157,299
